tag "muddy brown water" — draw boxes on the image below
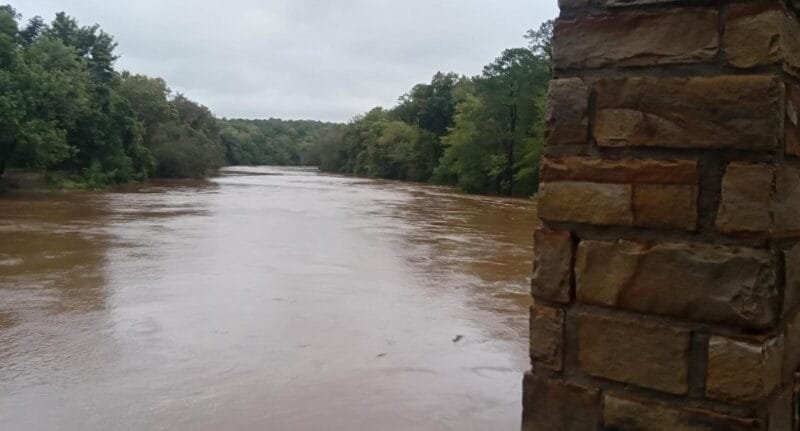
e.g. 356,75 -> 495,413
0,166 -> 537,430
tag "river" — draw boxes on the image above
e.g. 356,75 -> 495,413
0,166 -> 536,431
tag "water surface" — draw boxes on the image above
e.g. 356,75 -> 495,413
0,167 -> 536,430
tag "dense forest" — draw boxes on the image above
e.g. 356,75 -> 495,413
308,22 -> 554,197
219,118 -> 334,167
0,5 -> 332,186
0,5 -> 225,185
1,3 -> 553,196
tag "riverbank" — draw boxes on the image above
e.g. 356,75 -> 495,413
0,169 -> 215,194
0,170 -> 52,193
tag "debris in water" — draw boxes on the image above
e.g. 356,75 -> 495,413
452,335 -> 464,343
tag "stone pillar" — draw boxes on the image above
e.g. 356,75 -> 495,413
523,0 -> 800,430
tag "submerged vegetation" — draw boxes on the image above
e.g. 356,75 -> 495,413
1,3 -> 553,196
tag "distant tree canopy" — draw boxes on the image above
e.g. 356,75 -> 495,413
219,118 -> 334,167
310,20 -> 554,197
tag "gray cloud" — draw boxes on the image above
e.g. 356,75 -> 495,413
15,0 -> 559,122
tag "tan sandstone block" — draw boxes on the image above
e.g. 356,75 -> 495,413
633,184 -> 698,231
546,78 -> 588,147
603,394 -> 760,431
577,313 -> 690,394
540,157 -> 698,185
531,229 -> 573,303
538,157 -> 698,230
773,166 -> 800,236
553,9 -> 718,69
529,303 -> 564,371
717,163 -> 774,233
522,373 -> 601,431
594,76 -> 784,151
707,335 -> 783,404
725,3 -> 800,76
718,164 -> 800,236
576,240 -> 779,329
537,181 -> 633,226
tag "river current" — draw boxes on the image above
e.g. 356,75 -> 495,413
0,166 -> 536,430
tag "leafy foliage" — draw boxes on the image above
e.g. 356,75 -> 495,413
0,5 -> 226,185
311,20 -> 554,197
219,118 -> 334,166
0,4 -> 555,197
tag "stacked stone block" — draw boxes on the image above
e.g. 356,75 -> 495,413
524,0 -> 800,429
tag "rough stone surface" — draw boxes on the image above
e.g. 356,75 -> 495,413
788,83 -> 800,156
717,164 -> 800,236
768,386 -> 795,430
521,373 -> 601,431
784,242 -> 800,318
540,157 -> 698,185
539,157 -> 698,230
557,0 -> 589,8
773,166 -> 800,236
594,76 -> 784,151
575,240 -> 779,329
529,303 -> 564,371
553,10 -> 718,69
716,163 -> 775,234
782,307 -> 800,381
603,394 -> 760,431
538,179 -> 697,230
633,184 -> 697,231
602,0 -> 686,6
537,181 -> 633,226
526,0 -> 800,424
706,336 -> 783,404
725,3 -> 800,76
546,79 -> 588,147
531,229 -> 573,303
577,313 -> 690,394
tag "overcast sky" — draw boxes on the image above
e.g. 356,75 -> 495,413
16,1 -> 558,122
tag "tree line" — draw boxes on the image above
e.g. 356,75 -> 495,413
220,118 -> 334,167
308,22 -> 553,197
1,3 -> 553,196
0,5 -> 332,187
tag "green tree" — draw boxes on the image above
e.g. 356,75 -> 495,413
434,85 -> 495,193
436,49 -> 549,196
117,73 -> 176,142
0,5 -> 20,175
311,19 -> 554,196
18,15 -> 44,46
219,118 -> 335,167
0,5 -> 17,67
149,94 -> 224,178
480,48 -> 549,195
0,4 -> 255,186
525,19 -> 554,71
12,36 -> 90,169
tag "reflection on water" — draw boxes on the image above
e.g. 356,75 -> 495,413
0,167 -> 536,431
